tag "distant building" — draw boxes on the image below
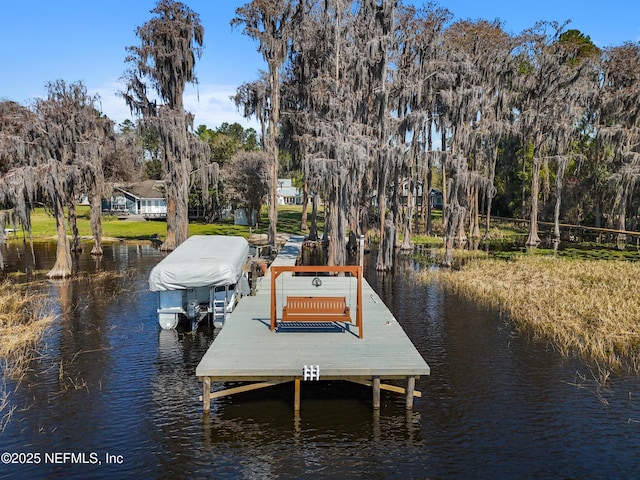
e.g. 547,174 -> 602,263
277,179 -> 303,205
431,188 -> 443,209
234,208 -> 259,226
103,180 -> 166,219
399,180 -> 443,207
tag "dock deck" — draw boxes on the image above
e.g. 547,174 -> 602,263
196,236 -> 430,412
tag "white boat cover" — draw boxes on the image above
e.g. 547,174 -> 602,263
148,235 -> 250,292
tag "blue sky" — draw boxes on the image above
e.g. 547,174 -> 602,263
1,1 -> 639,131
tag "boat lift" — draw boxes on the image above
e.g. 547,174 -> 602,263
148,236 -> 250,329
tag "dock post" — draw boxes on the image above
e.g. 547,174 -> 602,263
202,376 -> 211,413
406,376 -> 416,410
372,377 -> 381,410
294,378 -> 301,412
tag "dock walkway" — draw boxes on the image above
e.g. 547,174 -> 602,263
196,236 -> 430,412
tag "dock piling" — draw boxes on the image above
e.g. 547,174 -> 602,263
406,377 -> 416,410
294,378 -> 301,412
372,377 -> 381,410
202,376 -> 211,413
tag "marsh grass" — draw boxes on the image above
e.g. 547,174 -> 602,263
0,280 -> 56,430
0,280 -> 55,378
0,269 -> 132,428
424,256 -> 640,374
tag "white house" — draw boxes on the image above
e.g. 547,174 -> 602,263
277,179 -> 303,205
103,180 -> 167,219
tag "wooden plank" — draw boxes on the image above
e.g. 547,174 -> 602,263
198,381 -> 287,401
350,379 -> 422,397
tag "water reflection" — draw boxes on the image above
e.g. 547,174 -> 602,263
0,240 -> 638,479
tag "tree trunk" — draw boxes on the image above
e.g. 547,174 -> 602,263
175,156 -> 190,247
325,179 -> 347,267
379,215 -> 395,271
162,195 -> 177,251
268,156 -> 278,247
594,195 -> 602,228
0,212 -> 6,270
267,64 -> 280,248
616,189 -> 628,232
455,206 -> 468,248
68,200 -> 81,253
526,156 -> 542,246
90,190 -> 103,256
401,200 -> 413,250
300,180 -> 309,231
308,193 -> 318,241
553,159 -> 567,243
425,158 -> 433,235
336,181 -> 347,266
484,190 -> 493,239
376,163 -> 390,271
443,204 -> 464,268
392,165 -> 402,248
521,147 -> 527,219
484,152 -> 497,239
327,183 -> 340,266
470,184 -> 481,239
47,194 -> 72,279
401,175 -> 413,250
615,185 -> 628,246
441,131 -> 448,234
424,124 -> 433,235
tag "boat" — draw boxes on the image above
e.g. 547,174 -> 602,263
148,235 -> 250,329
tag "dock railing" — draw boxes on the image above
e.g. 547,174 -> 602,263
269,265 -> 364,338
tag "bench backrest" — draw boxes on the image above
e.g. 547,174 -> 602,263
286,296 -> 347,314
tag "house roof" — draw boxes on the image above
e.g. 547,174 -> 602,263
117,180 -> 165,200
277,178 -> 301,198
278,187 -> 301,198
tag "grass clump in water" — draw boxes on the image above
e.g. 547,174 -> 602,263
0,280 -> 56,430
423,255 -> 640,373
0,280 -> 55,376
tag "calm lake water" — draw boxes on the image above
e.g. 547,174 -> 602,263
0,240 -> 639,479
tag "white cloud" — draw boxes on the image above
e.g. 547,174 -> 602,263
91,80 -> 259,132
90,80 -> 129,125
184,83 -> 259,131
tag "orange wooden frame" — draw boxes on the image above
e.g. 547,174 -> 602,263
270,265 -> 364,339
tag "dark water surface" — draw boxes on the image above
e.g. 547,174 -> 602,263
0,241 -> 639,479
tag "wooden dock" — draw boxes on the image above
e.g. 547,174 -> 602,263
196,236 -> 430,412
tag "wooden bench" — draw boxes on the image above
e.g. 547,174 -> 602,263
281,296 -> 351,323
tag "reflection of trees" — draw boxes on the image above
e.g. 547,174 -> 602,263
52,277 -> 110,393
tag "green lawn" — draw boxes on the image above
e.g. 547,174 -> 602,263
9,205 -> 324,242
